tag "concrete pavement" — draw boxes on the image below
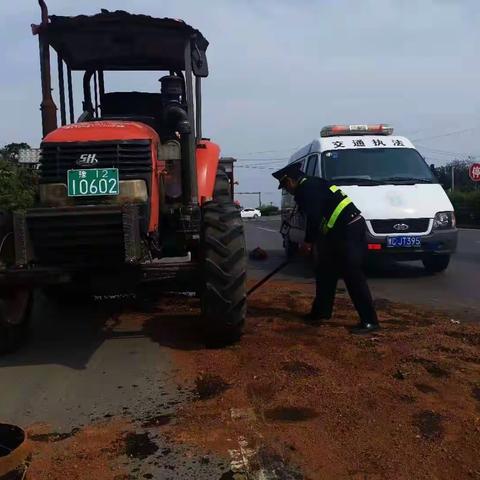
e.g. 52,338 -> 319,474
0,296 -> 231,478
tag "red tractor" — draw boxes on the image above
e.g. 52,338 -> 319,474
0,2 -> 247,353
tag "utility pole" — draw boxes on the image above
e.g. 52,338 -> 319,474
451,164 -> 455,192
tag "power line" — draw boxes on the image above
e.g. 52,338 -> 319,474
236,165 -> 280,170
412,127 -> 479,142
231,146 -> 299,156
229,127 -> 478,160
236,157 -> 289,163
417,145 -> 477,158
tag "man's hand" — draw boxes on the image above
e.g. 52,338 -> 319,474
298,242 -> 313,256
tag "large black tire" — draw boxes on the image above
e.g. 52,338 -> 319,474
0,289 -> 33,354
422,254 -> 450,274
201,171 -> 247,346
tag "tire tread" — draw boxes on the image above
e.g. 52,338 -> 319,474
201,171 -> 247,346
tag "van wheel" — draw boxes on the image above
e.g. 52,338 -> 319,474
0,288 -> 33,354
422,254 -> 450,274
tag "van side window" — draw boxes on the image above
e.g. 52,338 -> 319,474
306,154 -> 318,176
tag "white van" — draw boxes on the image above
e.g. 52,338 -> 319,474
281,124 -> 457,273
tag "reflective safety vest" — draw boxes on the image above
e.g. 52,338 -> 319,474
322,185 -> 352,234
296,178 -> 355,235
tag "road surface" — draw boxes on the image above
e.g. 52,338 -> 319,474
246,217 -> 480,320
0,299 -> 233,478
0,217 -> 478,478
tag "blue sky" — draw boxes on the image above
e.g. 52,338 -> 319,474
1,0 -> 479,206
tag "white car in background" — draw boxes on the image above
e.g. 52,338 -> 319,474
241,208 -> 261,219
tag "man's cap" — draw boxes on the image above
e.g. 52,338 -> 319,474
272,163 -> 303,189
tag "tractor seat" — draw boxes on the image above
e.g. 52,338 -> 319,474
100,92 -> 164,134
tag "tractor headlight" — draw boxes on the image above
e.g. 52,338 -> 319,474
433,211 -> 455,230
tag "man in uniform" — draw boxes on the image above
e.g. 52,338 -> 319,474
273,163 -> 379,334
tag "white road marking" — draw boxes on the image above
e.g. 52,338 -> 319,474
256,227 -> 279,233
228,437 -> 278,479
228,435 -> 256,474
228,409 -> 282,479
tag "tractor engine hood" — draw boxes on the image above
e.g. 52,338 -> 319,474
43,121 -> 159,144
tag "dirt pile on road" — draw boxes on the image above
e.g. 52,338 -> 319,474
158,281 -> 480,479
25,420 -> 130,480
21,284 -> 480,479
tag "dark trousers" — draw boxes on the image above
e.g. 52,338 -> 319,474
313,217 -> 378,325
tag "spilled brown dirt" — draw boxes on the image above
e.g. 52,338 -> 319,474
21,283 -> 480,479
146,281 -> 480,480
25,420 -> 130,480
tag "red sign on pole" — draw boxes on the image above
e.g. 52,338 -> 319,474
469,163 -> 480,182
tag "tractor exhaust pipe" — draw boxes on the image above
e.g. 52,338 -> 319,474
160,74 -> 193,205
183,40 -> 198,205
32,0 -> 58,138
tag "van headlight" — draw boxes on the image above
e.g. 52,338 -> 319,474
433,211 -> 455,229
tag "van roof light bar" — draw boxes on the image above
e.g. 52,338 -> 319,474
321,124 -> 394,137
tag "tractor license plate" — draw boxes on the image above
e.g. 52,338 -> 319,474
67,168 -> 119,197
386,236 -> 421,248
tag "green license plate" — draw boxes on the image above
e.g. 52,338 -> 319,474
67,168 -> 119,197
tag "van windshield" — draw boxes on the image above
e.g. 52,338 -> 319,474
321,148 -> 437,185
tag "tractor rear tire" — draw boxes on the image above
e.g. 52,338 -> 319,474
201,171 -> 247,347
0,288 -> 33,355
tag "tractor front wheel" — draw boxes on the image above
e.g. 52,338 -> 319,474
0,288 -> 33,354
200,172 -> 247,347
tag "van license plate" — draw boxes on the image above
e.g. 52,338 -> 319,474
386,236 -> 421,248
67,168 -> 119,197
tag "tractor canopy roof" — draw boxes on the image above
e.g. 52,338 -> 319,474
40,10 -> 209,76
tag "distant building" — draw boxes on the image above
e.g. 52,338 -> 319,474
17,148 -> 41,170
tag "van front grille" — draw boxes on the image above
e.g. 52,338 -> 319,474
370,218 -> 430,234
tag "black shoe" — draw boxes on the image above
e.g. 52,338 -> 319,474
350,323 -> 380,335
302,312 -> 330,325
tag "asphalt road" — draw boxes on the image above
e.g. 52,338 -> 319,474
0,296 -> 231,478
0,217 -> 478,478
246,217 -> 480,320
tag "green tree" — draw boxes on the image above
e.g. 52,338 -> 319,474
433,159 -> 478,192
0,142 -> 31,163
0,159 -> 38,211
259,204 -> 280,216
